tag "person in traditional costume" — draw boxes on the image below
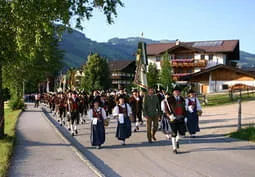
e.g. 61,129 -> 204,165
69,91 -> 80,136
167,86 -> 187,154
160,92 -> 172,139
143,87 -> 161,143
113,95 -> 132,145
88,100 -> 107,149
129,89 -> 143,132
185,89 -> 202,137
57,92 -> 66,126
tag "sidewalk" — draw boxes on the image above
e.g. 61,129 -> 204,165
8,104 -> 98,177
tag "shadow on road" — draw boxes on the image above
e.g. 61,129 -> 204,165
43,108 -> 122,177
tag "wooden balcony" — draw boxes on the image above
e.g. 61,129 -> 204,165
171,59 -> 207,68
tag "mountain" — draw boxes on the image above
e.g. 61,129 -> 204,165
58,29 -> 255,70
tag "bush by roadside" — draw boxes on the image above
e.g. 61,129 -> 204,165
0,104 -> 21,177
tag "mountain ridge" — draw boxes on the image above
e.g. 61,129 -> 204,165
58,29 -> 255,70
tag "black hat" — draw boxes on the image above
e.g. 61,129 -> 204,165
118,94 -> 125,100
188,89 -> 195,94
132,89 -> 138,93
173,86 -> 181,92
72,91 -> 77,94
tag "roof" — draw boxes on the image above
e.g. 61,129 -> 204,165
186,64 -> 255,80
108,60 -> 135,71
147,40 -> 239,56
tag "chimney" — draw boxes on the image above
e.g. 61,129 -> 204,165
176,39 -> 180,46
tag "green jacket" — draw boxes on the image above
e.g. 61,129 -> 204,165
143,94 -> 161,118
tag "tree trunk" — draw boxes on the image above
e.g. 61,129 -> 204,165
0,61 -> 5,139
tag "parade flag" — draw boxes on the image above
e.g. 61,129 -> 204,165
134,41 -> 148,89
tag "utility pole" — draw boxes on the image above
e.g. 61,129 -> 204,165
237,99 -> 242,131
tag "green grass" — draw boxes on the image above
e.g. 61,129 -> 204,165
198,92 -> 255,107
230,126 -> 255,142
0,105 -> 21,177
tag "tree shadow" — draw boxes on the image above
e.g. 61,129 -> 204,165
43,108 -> 122,177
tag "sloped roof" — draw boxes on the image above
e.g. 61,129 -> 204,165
108,60 -> 135,71
147,40 -> 239,55
187,64 -> 255,80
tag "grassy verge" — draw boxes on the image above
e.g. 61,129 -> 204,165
0,105 -> 21,177
229,126 -> 255,142
198,93 -> 255,107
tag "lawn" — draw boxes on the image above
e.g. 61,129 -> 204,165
230,126 -> 255,142
197,92 -> 255,107
0,105 -> 21,177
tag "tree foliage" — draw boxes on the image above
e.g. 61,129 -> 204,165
0,0 -> 123,138
159,52 -> 173,92
81,53 -> 111,91
147,63 -> 159,89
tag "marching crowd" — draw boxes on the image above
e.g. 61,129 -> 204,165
37,86 -> 202,154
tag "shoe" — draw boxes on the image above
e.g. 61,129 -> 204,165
148,140 -> 153,143
63,121 -> 65,125
176,142 -> 179,149
134,129 -> 137,132
152,136 -> 157,141
121,141 -> 125,145
71,132 -> 74,136
57,119 -> 60,122
96,145 -> 101,149
140,121 -> 143,125
68,128 -> 71,131
75,129 -> 78,135
173,149 -> 178,154
60,123 -> 62,126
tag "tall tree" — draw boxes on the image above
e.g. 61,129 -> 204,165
147,63 -> 159,89
81,53 -> 111,91
159,52 -> 173,92
0,0 -> 123,138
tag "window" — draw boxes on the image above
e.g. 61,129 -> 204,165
201,55 -> 205,60
156,56 -> 161,61
222,84 -> 229,90
209,54 -> 213,61
188,68 -> 193,73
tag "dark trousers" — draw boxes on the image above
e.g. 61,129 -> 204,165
146,116 -> 159,141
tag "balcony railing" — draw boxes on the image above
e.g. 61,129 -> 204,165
171,59 -> 207,67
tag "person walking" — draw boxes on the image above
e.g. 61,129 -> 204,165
143,87 -> 161,143
129,89 -> 143,132
185,89 -> 202,137
113,95 -> 132,145
88,100 -> 107,149
167,86 -> 187,154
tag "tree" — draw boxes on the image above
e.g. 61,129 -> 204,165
159,52 -> 174,92
81,53 -> 111,91
147,63 -> 159,89
0,0 -> 123,138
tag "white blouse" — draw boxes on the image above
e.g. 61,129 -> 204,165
88,107 -> 107,120
113,103 -> 132,117
185,97 -> 202,112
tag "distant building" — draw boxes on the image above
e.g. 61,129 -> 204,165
186,64 -> 255,94
146,39 -> 240,82
108,60 -> 136,89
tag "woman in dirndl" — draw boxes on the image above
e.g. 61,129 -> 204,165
185,89 -> 202,137
160,92 -> 172,139
113,95 -> 132,145
88,100 -> 107,149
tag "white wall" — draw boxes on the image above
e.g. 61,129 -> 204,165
148,56 -> 161,70
208,80 -> 255,93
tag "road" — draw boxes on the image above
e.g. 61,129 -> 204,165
44,100 -> 255,177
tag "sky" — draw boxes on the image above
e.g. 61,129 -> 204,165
71,0 -> 255,53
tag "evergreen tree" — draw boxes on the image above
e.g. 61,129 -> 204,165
81,53 -> 111,91
159,52 -> 173,92
147,63 -> 159,89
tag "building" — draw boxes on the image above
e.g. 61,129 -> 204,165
146,39 -> 239,82
186,64 -> 255,94
108,60 -> 136,89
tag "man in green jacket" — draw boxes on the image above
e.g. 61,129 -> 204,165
143,87 -> 161,143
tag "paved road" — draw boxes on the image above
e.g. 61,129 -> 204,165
8,104 -> 99,177
44,100 -> 255,177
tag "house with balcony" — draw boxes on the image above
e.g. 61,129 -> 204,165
146,39 -> 240,82
108,60 -> 136,89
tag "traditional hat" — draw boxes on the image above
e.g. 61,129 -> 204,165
132,89 -> 138,93
188,89 -> 195,94
172,86 -> 181,92
117,94 -> 125,100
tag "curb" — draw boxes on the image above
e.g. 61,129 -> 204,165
41,107 -> 105,177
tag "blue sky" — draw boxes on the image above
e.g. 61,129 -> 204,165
72,0 -> 255,53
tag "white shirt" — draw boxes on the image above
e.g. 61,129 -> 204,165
185,97 -> 202,112
113,103 -> 132,117
88,107 -> 107,120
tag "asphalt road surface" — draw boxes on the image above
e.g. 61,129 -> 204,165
44,100 -> 255,177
